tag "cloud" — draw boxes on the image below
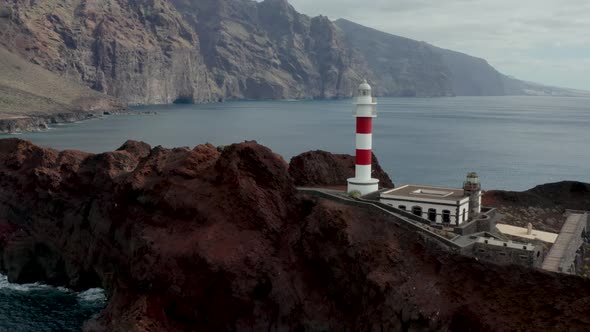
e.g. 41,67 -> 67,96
287,0 -> 590,90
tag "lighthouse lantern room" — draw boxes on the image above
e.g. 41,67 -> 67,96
347,80 -> 380,196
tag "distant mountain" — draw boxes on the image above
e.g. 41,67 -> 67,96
0,0 -> 586,104
332,19 -> 453,97
335,19 -> 590,97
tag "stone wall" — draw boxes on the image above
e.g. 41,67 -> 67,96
472,239 -> 544,268
454,207 -> 499,235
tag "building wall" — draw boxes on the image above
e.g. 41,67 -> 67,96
381,198 -> 470,225
299,189 -> 463,253
472,241 -> 544,268
454,207 -> 498,236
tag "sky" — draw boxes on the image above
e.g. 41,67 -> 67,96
287,0 -> 590,91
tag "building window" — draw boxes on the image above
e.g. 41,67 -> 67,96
462,209 -> 466,222
398,205 -> 406,211
428,208 -> 437,222
442,210 -> 451,224
412,206 -> 423,217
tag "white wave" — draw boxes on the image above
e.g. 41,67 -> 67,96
0,273 -> 57,292
77,288 -> 106,303
0,274 -> 105,304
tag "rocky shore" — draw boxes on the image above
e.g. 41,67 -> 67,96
0,109 -> 132,134
0,139 -> 589,331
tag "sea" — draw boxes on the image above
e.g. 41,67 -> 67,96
0,274 -> 106,331
3,96 -> 590,190
0,95 -> 589,329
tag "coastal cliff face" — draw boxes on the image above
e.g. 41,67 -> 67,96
333,19 -> 455,97
1,0 -> 574,105
0,0 -> 366,103
171,0 -> 367,99
0,46 -> 126,133
0,0 -> 219,105
0,139 -> 589,331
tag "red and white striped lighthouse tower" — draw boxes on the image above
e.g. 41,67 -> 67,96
347,80 -> 379,195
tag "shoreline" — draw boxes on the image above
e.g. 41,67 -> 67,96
0,108 -> 137,134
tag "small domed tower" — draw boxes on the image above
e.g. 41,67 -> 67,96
347,80 -> 379,195
463,172 -> 482,216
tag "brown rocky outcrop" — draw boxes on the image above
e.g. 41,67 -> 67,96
483,181 -> 590,231
289,150 -> 394,188
0,139 -> 589,331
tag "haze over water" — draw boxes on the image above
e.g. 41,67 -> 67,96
4,96 -> 590,191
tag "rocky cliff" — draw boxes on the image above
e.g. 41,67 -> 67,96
289,150 -> 394,188
0,0 -> 219,105
1,0 -> 581,105
0,139 -> 589,331
170,0 -> 368,99
0,46 -> 125,133
333,19 -> 455,97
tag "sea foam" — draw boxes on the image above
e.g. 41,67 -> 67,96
0,273 -> 106,303
0,273 -> 55,292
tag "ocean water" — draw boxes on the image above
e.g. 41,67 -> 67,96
0,96 -> 589,329
0,274 -> 106,331
3,96 -> 589,191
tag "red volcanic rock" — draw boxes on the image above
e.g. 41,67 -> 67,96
483,181 -> 590,231
289,150 -> 394,188
0,139 -> 589,331
484,181 -> 590,209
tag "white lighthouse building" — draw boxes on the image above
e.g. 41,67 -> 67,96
347,80 -> 380,195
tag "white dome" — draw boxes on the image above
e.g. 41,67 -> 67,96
359,79 -> 371,91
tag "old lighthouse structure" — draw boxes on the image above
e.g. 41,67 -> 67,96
347,80 -> 380,195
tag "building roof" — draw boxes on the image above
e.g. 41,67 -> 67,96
359,79 -> 371,90
381,184 -> 468,203
496,224 -> 558,244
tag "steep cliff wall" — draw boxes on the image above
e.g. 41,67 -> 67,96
0,46 -> 125,133
334,19 -> 455,97
433,47 -> 509,96
1,0 -> 582,103
0,0 -> 220,105
170,0 -> 368,99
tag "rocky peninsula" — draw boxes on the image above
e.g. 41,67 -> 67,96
0,138 -> 589,331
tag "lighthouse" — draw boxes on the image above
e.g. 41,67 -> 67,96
347,80 -> 380,196
463,172 -> 482,217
